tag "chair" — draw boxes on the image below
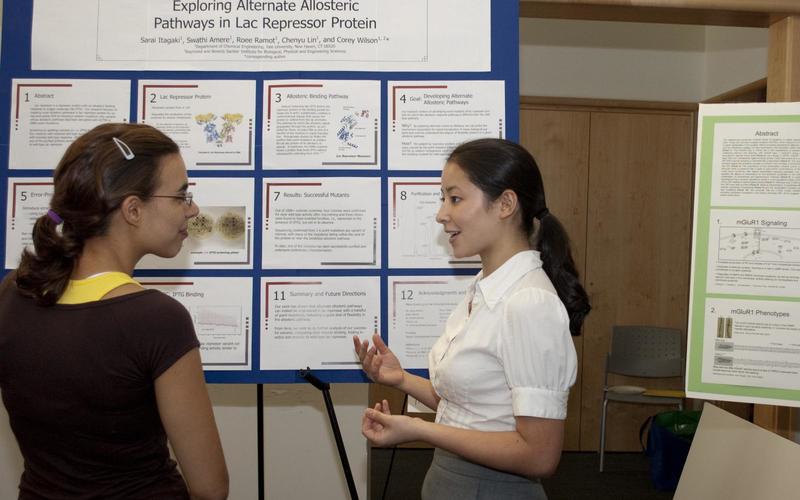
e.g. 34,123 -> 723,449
599,325 -> 684,472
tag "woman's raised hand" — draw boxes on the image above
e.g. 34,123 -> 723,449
353,334 -> 405,388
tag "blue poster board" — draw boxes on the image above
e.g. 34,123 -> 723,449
0,0 -> 519,383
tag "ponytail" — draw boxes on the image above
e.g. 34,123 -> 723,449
16,215 -> 79,305
535,212 -> 591,336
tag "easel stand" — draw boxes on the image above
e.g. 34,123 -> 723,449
300,368 -> 359,500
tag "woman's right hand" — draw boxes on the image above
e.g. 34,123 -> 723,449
353,334 -> 405,388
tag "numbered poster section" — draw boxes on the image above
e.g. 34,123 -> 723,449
10,79 -> 130,169
262,80 -> 380,169
700,297 -> 800,392
5,178 -> 53,268
139,277 -> 252,370
262,177 -> 381,269
138,178 -> 254,270
389,275 -> 472,370
388,177 -> 481,268
260,276 -> 380,370
138,80 -> 256,170
387,80 -> 505,170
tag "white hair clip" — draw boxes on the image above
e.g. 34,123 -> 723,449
112,137 -> 135,160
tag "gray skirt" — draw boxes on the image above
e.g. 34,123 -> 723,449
421,448 -> 548,500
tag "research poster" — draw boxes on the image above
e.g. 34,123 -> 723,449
4,178 -> 53,269
262,177 -> 380,268
387,80 -> 505,170
388,275 -> 472,369
139,277 -> 253,370
138,177 -> 255,270
32,0 -> 491,72
262,80 -> 380,169
686,102 -> 800,407
260,276 -> 380,370
9,79 -> 130,169
138,80 -> 256,170
3,0 -> 518,382
387,177 -> 480,268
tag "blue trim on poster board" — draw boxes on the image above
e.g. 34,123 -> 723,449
1,1 -> 519,384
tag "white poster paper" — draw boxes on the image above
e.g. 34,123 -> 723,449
138,80 -> 256,170
388,177 -> 481,268
5,178 -> 53,269
139,277 -> 253,370
388,275 -> 471,369
262,177 -> 380,269
9,79 -> 130,169
138,178 -> 255,270
32,0 -> 490,72
262,80 -> 380,169
260,276 -> 380,370
687,102 -> 800,406
387,80 -> 505,170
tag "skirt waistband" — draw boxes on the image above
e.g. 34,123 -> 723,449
431,448 -> 541,484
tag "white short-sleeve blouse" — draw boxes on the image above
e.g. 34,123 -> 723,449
428,250 -> 578,431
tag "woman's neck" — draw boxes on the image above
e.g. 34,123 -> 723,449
480,234 -> 531,278
71,235 -> 138,279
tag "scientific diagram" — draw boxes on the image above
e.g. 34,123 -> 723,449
718,226 -> 800,262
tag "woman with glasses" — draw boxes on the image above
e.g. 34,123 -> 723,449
0,123 -> 228,499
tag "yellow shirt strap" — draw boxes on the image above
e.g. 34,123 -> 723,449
58,272 -> 142,305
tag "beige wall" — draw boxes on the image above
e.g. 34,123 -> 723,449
703,25 -> 768,99
521,18 -> 768,102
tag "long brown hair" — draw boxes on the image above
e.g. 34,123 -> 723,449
447,138 -> 591,335
15,123 -> 179,305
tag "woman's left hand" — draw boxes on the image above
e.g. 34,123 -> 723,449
361,400 -> 420,447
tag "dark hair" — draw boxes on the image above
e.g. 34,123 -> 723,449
15,123 -> 180,306
447,138 -> 591,335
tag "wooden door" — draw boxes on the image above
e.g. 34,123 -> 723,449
520,101 -> 696,451
519,108 -> 590,450
581,111 -> 695,451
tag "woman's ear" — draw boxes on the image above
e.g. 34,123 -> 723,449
497,189 -> 519,220
119,195 -> 145,226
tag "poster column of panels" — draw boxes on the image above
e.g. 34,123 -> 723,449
686,102 -> 800,406
138,177 -> 255,371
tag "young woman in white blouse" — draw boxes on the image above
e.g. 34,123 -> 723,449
354,138 -> 591,499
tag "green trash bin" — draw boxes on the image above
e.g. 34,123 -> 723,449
643,410 -> 702,491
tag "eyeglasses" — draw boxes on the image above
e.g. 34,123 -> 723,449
150,192 -> 194,206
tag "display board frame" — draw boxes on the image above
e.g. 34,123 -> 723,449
0,0 -> 519,383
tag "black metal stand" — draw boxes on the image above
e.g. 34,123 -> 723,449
300,368 -> 359,500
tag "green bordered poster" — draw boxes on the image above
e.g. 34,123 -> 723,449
687,102 -> 800,406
